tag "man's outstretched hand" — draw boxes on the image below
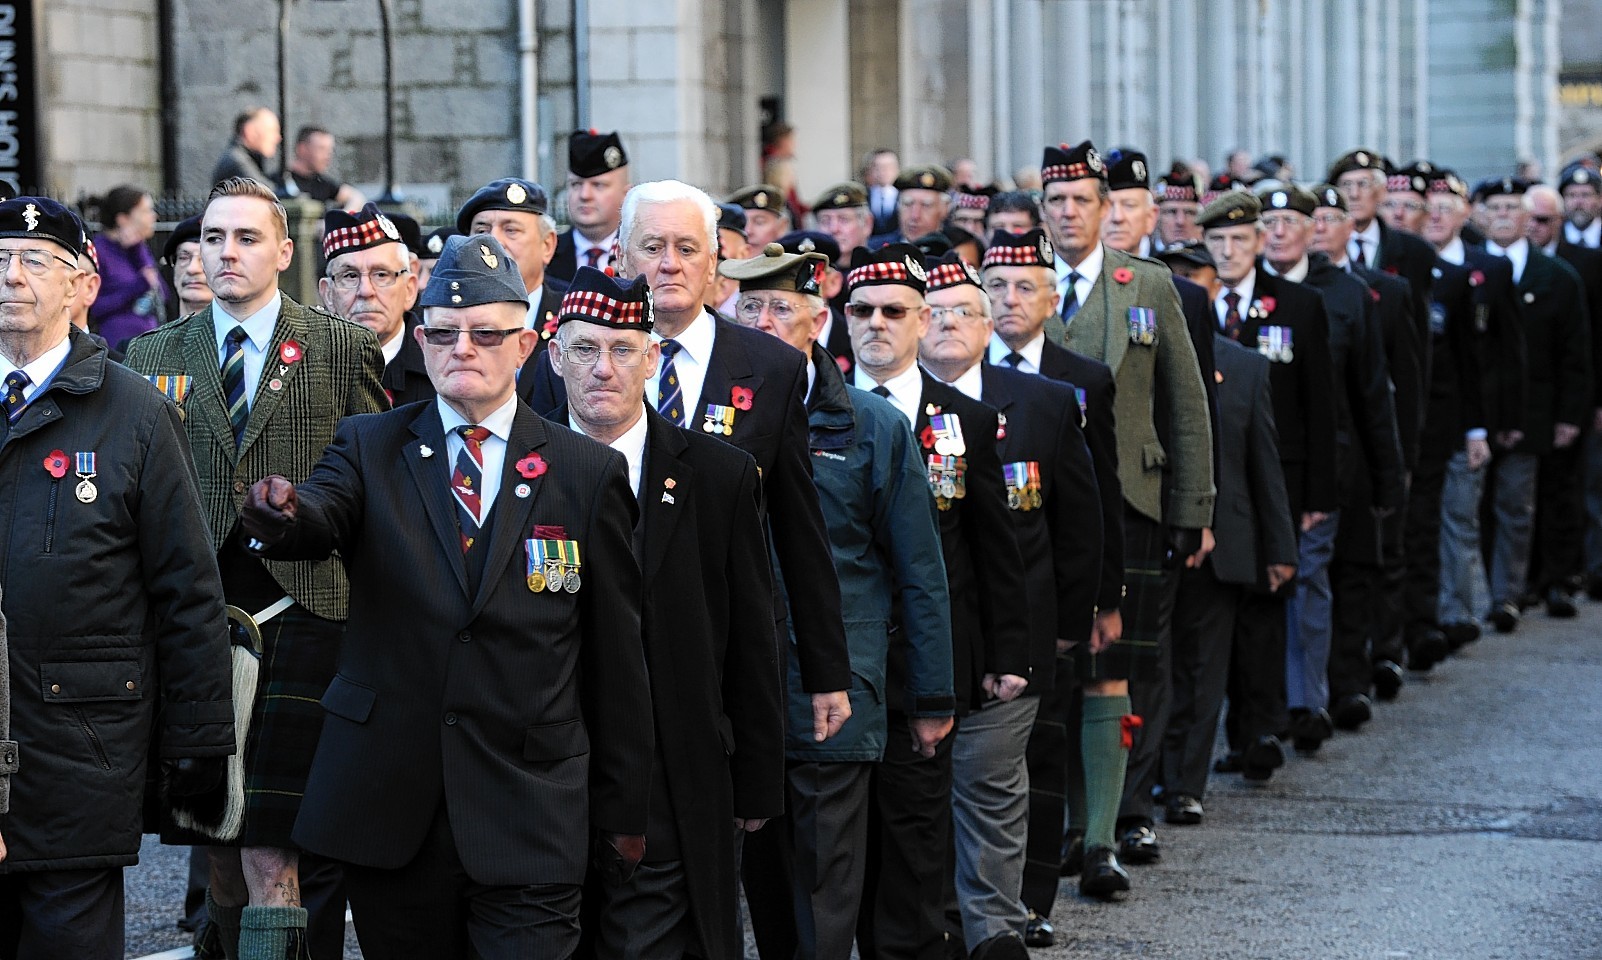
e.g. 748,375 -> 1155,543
242,476 -> 298,545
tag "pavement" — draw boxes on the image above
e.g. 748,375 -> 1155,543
123,598 -> 1602,959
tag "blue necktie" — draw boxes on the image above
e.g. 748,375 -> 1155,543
3,370 -> 31,425
657,339 -> 685,426
1061,271 -> 1083,322
221,326 -> 250,448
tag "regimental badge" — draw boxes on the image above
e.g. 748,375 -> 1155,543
1087,149 -> 1103,173
378,214 -> 400,239
1355,151 -> 1370,166
906,256 -> 927,282
1257,325 -> 1295,363
1127,306 -> 1157,345
507,183 -> 528,205
1039,234 -> 1054,263
1429,302 -> 1448,337
926,454 -> 968,510
1523,291 -> 1536,304
1132,159 -> 1147,181
604,145 -> 623,169
929,412 -> 966,456
702,403 -> 736,436
1002,461 -> 1044,511
22,203 -> 38,231
919,172 -> 935,188
964,261 -> 982,284
754,192 -> 770,209
479,244 -> 499,269
427,234 -> 444,254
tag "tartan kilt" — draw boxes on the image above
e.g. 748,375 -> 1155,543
1076,508 -> 1171,683
162,604 -> 343,848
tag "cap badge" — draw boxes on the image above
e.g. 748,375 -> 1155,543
905,255 -> 927,281
427,235 -> 444,254
1039,235 -> 1054,262
1578,170 -> 1593,184
963,261 -> 981,284
378,214 -> 399,240
1132,160 -> 1146,181
479,243 -> 499,270
604,145 -> 623,169
1356,151 -> 1370,166
22,204 -> 38,231
1271,192 -> 1287,208
919,172 -> 935,188
754,193 -> 769,209
834,192 -> 848,205
1087,149 -> 1103,173
799,238 -> 816,253
507,183 -> 527,205
1228,208 -> 1244,220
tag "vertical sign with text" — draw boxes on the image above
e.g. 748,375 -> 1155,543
0,1 -> 37,195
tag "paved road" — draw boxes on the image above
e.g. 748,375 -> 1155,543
124,599 -> 1602,959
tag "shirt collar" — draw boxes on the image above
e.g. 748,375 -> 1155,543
853,361 -> 924,422
1263,255 -> 1309,283
437,390 -> 519,441
574,229 -> 618,257
1222,269 -> 1257,306
569,403 -> 650,495
1485,236 -> 1529,281
651,308 -> 715,362
0,333 -> 72,398
1356,220 -> 1381,248
379,326 -> 406,365
1057,242 -> 1105,283
213,294 -> 282,351
1438,236 -> 1466,265
941,361 -> 984,400
987,331 -> 1044,370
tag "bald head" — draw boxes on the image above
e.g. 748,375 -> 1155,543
1526,184 -> 1565,249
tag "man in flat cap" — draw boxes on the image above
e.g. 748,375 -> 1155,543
320,202 -> 433,407
812,181 -> 874,270
1561,165 -> 1601,249
125,176 -> 387,960
727,185 -> 791,250
1199,188 -> 1336,781
1256,182 -> 1404,751
922,243 -> 1102,946
239,235 -> 652,959
1040,138 -> 1215,870
458,178 -> 566,353
543,266 -> 782,960
721,242 -> 952,960
0,197 -> 235,960
873,165 -> 955,248
163,214 -> 213,319
547,130 -> 630,283
843,240 -> 1027,956
775,230 -> 853,375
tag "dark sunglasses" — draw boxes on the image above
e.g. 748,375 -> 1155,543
420,326 -> 525,347
844,303 -> 912,320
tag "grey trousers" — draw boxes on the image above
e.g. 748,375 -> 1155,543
1439,450 -> 1490,624
1487,451 -> 1540,605
789,761 -> 873,960
949,695 -> 1040,952
1286,510 -> 1341,710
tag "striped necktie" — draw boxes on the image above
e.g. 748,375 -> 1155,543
3,370 -> 31,434
657,339 -> 685,426
221,326 -> 250,448
452,425 -> 492,552
1061,271 -> 1083,322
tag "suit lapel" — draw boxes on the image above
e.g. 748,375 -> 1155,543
181,305 -> 234,450
470,406 -> 548,616
700,317 -> 763,434
1097,250 -> 1135,374
239,295 -> 308,455
638,412 -> 693,583
403,403 -> 471,598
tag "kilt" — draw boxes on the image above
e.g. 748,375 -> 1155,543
1076,508 -> 1171,683
162,603 -> 343,848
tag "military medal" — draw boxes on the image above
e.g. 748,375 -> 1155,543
561,540 -> 582,593
74,451 -> 98,503
526,540 -> 548,592
930,413 -> 966,456
1128,307 -> 1156,345
702,403 -> 736,436
1004,461 -> 1027,510
1280,327 -> 1294,362
1028,461 -> 1043,510
1074,387 -> 1088,428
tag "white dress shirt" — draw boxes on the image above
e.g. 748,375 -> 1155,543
1215,269 -> 1258,330
1484,237 -> 1529,284
439,392 -> 519,521
646,310 -> 716,424
988,332 -> 1044,374
212,295 -> 283,412
943,362 -> 984,401
0,334 -> 72,404
1262,255 -> 1309,283
1566,220 -> 1602,248
570,405 -> 649,496
853,362 -> 923,429
1437,236 -> 1466,266
379,326 -> 406,366
1055,243 -> 1105,321
1351,220 -> 1382,269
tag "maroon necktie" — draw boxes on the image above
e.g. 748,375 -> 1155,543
584,247 -> 604,269
1222,290 -> 1243,341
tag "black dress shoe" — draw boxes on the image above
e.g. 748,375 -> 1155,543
1487,601 -> 1519,633
1330,693 -> 1372,730
1117,823 -> 1161,864
1291,707 -> 1334,753
1441,621 -> 1482,649
1024,912 -> 1056,948
1079,846 -> 1131,898
1058,830 -> 1084,876
1586,575 -> 1602,601
1546,589 -> 1578,618
970,932 -> 1029,960
1409,629 -> 1450,671
1164,794 -> 1203,825
1213,751 -> 1243,774
1515,590 -> 1540,611
1241,734 -> 1286,781
1372,659 -> 1404,700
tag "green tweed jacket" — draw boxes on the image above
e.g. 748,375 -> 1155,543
1049,245 -> 1215,530
124,293 -> 387,621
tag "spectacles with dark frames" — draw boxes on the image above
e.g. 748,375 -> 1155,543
845,303 -> 912,320
420,326 -> 525,347
327,268 -> 409,291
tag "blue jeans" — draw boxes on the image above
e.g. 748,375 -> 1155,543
1438,450 -> 1489,625
1286,510 -> 1340,711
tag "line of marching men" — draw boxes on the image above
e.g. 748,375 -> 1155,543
2,126 -> 1598,960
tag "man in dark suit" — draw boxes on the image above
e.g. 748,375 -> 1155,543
544,267 -> 783,960
548,129 -> 630,283
844,242 -> 1030,955
1163,335 -> 1297,821
1332,150 -> 1436,364
238,235 -> 653,959
316,203 -> 434,407
125,177 -> 388,960
923,247 -> 1101,949
864,148 -> 901,238
1475,178 -> 1592,633
1200,190 -> 1338,779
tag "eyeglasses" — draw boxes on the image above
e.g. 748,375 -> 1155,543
845,302 -> 912,320
560,343 -> 648,366
420,326 -> 525,347
930,305 -> 982,323
1311,213 -> 1348,227
0,248 -> 78,275
1260,214 -> 1308,231
983,279 -> 1041,297
327,267 -> 409,291
736,297 -> 801,324
1381,199 -> 1425,214
1530,214 -> 1560,224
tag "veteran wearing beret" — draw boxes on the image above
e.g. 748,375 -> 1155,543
1561,165 -> 1601,249
240,235 -> 653,959
319,203 -> 433,407
458,178 -> 566,346
727,184 -> 792,250
811,181 -> 874,268
162,214 -> 213,318
873,164 -> 955,249
549,130 -> 631,283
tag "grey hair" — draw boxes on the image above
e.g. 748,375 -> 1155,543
619,180 -> 720,259
1525,184 -> 1564,213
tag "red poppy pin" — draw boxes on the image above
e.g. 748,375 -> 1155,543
43,449 -> 68,479
279,339 -> 303,365
1469,270 -> 1485,287
1260,296 -> 1277,313
1384,265 -> 1399,275
541,314 -> 559,340
1112,267 -> 1134,285
731,385 -> 754,411
516,452 -> 548,478
1370,288 -> 1381,303
919,425 -> 937,449
835,354 -> 852,375
1120,713 -> 1144,750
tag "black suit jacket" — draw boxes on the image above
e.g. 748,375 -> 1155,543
1234,266 -> 1340,519
516,286 -> 566,404
1462,246 -> 1529,437
1374,220 -> 1438,371
548,228 -> 578,285
1501,247 -> 1593,454
1355,264 -> 1425,472
526,310 -> 852,692
1421,261 -> 1491,461
906,373 -> 1030,713
1163,273 -> 1222,497
380,315 -> 435,408
978,365 -> 1102,681
822,307 -> 855,378
1555,240 -> 1602,412
273,401 -> 652,886
1038,337 -> 1124,612
1209,336 -> 1297,587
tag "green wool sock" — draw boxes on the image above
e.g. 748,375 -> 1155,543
1063,686 -> 1087,833
238,905 -> 308,960
1081,694 -> 1133,852
206,890 -> 244,960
